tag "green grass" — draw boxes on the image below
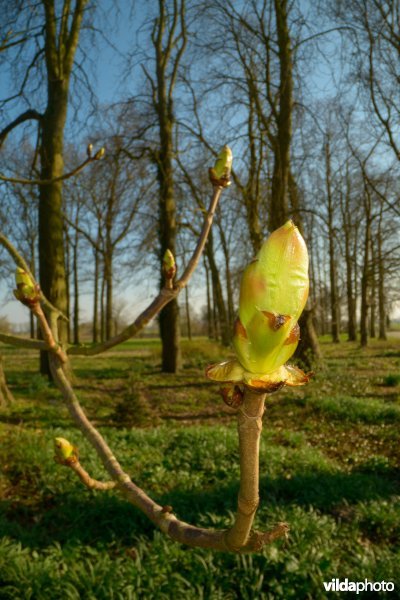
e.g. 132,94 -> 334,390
1,336 -> 400,598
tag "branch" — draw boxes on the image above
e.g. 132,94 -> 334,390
68,182 -> 224,356
54,443 -> 117,491
0,153 -> 103,186
0,110 -> 42,147
49,350 -> 287,552
0,332 -> 47,351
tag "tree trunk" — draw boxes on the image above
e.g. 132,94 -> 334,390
360,208 -> 371,347
245,96 -> 263,253
29,252 -> 36,339
217,210 -> 234,331
204,258 -> 214,339
38,0 -> 87,374
0,355 -> 14,407
104,251 -> 113,340
270,0 -> 292,231
325,139 -> 340,343
156,102 -> 181,372
39,79 -> 69,376
73,230 -> 79,345
377,222 -> 386,340
296,308 -> 323,370
100,271 -> 106,342
184,286 -> 192,340
369,235 -> 376,339
206,234 -> 230,346
93,247 -> 100,343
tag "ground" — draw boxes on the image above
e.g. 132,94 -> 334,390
0,335 -> 399,599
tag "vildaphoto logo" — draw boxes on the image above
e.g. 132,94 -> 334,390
323,579 -> 395,594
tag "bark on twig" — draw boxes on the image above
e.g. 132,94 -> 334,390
49,353 -> 287,552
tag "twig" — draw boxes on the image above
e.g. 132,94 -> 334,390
55,450 -> 116,491
49,353 -> 287,552
0,155 -> 100,186
68,184 -> 223,356
32,304 -> 68,363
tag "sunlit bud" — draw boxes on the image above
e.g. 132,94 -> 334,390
162,249 -> 176,281
13,267 -> 41,307
209,145 -> 232,187
87,143 -> 93,158
54,437 -> 78,465
233,221 -> 309,374
94,147 -> 105,160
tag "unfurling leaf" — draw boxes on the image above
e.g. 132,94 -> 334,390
206,221 -> 310,393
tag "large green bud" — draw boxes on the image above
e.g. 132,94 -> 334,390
13,267 -> 41,307
206,221 -> 310,392
209,145 -> 232,187
234,220 -> 308,373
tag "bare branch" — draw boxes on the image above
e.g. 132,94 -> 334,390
0,110 -> 43,148
0,154 -> 102,186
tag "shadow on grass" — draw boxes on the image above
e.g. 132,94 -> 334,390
1,464 -> 398,550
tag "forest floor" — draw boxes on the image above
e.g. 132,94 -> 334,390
0,335 -> 399,599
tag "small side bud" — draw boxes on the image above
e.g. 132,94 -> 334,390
87,143 -> 93,158
163,249 -> 176,285
94,147 -> 105,160
220,384 -> 244,409
54,437 -> 78,465
209,145 -> 232,188
14,267 -> 41,307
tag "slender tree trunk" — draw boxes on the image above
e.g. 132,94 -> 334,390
353,224 -> 359,337
342,170 -> 357,341
100,270 -> 106,343
206,234 -> 230,346
0,355 -> 14,407
73,231 -> 79,345
217,211 -> 234,331
345,241 -> 356,341
104,251 -> 113,340
377,223 -> 386,340
204,258 -> 214,339
184,285 -> 192,341
212,278 -> 219,342
93,248 -> 99,343
156,121 -> 181,370
325,138 -> 340,343
360,206 -> 371,347
64,224 -> 71,342
245,96 -> 262,253
29,251 -> 36,339
369,236 -> 376,339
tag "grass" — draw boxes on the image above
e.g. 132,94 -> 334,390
0,336 -> 400,598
